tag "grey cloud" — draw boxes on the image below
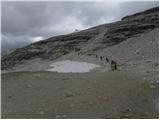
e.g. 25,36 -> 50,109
1,34 -> 32,54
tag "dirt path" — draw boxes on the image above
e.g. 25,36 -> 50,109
2,70 -> 158,118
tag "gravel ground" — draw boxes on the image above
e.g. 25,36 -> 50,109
2,70 -> 158,118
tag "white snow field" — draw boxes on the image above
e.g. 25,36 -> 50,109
46,60 -> 100,73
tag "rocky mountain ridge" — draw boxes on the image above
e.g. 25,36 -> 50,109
1,7 -> 159,70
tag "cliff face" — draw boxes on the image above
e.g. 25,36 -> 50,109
1,7 -> 159,70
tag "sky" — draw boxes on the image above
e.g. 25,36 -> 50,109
1,1 -> 159,53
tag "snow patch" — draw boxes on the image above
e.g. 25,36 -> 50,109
46,60 -> 100,73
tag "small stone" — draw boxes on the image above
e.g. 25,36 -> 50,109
142,98 -> 149,102
69,104 -> 75,108
62,78 -> 68,81
62,114 -> 66,118
7,95 -> 12,99
146,60 -> 152,63
121,114 -> 130,118
150,84 -> 156,89
64,91 -> 74,97
155,81 -> 159,85
98,96 -> 102,99
89,102 -> 93,105
125,108 -> 132,112
82,100 -> 87,104
40,111 -> 44,115
87,87 -> 91,89
123,78 -> 126,80
103,96 -> 109,101
134,50 -> 140,55
55,115 -> 61,118
146,71 -> 150,73
153,63 -> 159,67
105,115 -> 110,119
26,84 -> 32,88
143,77 -> 146,80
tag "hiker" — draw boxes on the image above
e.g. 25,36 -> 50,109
111,60 -> 117,71
95,55 -> 98,58
100,56 -> 103,61
105,57 -> 109,63
79,51 -> 83,55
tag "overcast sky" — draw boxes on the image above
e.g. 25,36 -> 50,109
1,1 -> 159,53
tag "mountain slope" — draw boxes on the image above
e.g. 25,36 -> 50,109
1,7 -> 159,70
1,7 -> 159,119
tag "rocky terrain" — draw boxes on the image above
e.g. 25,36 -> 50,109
1,7 -> 159,118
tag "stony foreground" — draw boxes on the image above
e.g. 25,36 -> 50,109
2,70 -> 158,119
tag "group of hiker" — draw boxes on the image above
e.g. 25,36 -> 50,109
96,55 -> 117,71
77,51 -> 118,71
